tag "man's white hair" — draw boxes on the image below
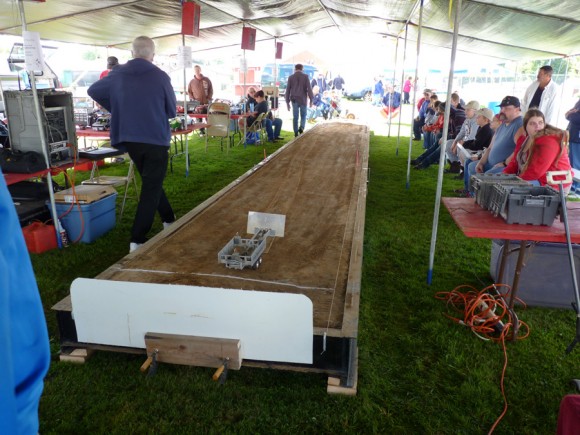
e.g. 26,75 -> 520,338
132,36 -> 155,60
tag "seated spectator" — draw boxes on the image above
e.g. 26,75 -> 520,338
503,108 -> 572,192
247,90 -> 283,142
421,97 -> 440,149
449,93 -> 466,137
445,100 -> 480,173
413,101 -> 468,170
246,87 -> 257,111
454,108 -> 496,177
424,100 -> 444,148
380,85 -> 401,119
328,90 -> 343,118
462,96 -> 523,195
320,91 -> 333,119
307,85 -> 323,123
413,89 -> 433,140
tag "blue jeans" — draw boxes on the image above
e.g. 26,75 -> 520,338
264,118 -> 283,140
291,101 -> 307,134
423,131 -> 436,149
465,160 -> 504,191
569,141 -> 580,190
415,144 -> 441,168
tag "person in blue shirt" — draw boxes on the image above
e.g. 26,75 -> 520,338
380,85 -> 401,119
0,168 -> 50,434
88,36 -> 177,253
372,77 -> 384,107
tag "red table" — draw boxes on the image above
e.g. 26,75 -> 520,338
442,197 -> 580,244
443,197 -> 580,337
3,159 -> 91,186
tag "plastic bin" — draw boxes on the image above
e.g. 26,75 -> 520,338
496,185 -> 560,225
22,222 -> 58,253
53,193 -> 117,243
490,239 -> 579,309
470,173 -> 529,208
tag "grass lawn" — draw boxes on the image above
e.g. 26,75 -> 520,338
30,127 -> 578,433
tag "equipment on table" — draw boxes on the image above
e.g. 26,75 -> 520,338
218,211 -> 286,270
91,114 -> 111,131
3,89 -> 78,166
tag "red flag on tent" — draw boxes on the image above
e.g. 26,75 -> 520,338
241,27 -> 256,50
182,1 -> 200,37
275,42 -> 283,59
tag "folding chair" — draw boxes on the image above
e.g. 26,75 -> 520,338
205,102 -> 232,153
246,112 -> 267,147
81,155 -> 138,220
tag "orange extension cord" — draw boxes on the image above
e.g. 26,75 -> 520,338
48,155 -> 86,245
435,284 -> 530,434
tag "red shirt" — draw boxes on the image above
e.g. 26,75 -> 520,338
504,133 -> 571,190
424,113 -> 444,132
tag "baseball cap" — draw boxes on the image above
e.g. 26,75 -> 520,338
476,108 -> 494,122
107,56 -> 119,69
465,100 -> 480,110
497,96 -> 520,108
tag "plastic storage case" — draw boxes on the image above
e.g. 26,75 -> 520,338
490,239 -> 579,309
470,173 -> 529,208
53,193 -> 117,243
493,185 -> 560,225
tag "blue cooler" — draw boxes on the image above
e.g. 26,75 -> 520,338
52,185 -> 117,244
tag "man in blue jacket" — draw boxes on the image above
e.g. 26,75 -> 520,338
88,36 -> 177,253
0,169 -> 50,434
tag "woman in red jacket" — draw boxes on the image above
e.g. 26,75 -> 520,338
503,108 -> 571,192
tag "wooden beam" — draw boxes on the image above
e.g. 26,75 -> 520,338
144,332 -> 242,370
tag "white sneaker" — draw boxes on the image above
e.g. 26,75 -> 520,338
163,221 -> 173,230
129,242 -> 142,253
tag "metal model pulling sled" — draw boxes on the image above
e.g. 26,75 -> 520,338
218,228 -> 273,270
217,211 -> 286,270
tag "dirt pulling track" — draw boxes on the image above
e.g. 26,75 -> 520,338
54,121 -> 369,391
98,121 -> 369,333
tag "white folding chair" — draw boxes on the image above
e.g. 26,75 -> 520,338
205,102 -> 232,153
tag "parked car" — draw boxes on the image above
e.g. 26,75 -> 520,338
343,79 -> 372,102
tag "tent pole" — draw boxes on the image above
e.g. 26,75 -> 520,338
396,25 -> 410,156
427,0 -> 462,285
387,37 -> 400,138
406,0 -> 424,190
17,1 -> 63,248
556,57 -> 569,126
512,62 -> 518,95
182,34 -> 189,176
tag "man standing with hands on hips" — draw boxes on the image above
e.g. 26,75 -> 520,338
88,36 -> 177,253
286,64 -> 314,137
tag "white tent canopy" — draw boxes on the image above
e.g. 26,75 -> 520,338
1,0 -> 579,60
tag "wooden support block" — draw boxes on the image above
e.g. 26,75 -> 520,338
144,332 -> 242,370
327,376 -> 357,396
59,348 -> 94,363
327,345 -> 358,396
